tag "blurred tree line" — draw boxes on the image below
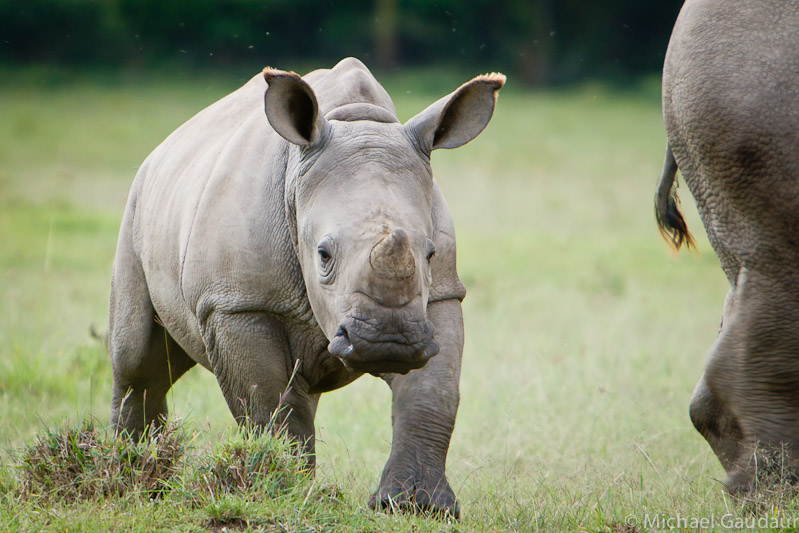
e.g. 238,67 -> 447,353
0,0 -> 683,85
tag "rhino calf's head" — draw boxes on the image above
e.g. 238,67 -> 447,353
263,63 -> 504,374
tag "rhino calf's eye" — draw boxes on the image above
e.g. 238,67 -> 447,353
317,237 -> 337,282
426,240 -> 436,262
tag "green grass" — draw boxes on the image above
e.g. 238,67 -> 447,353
1,65 -> 791,530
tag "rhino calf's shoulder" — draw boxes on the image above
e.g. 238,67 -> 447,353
109,57 -> 504,517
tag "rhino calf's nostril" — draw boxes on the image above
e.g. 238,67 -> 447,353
328,326 -> 353,357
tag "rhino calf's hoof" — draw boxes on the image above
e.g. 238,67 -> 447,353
368,479 -> 460,520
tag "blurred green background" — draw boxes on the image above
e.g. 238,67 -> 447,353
1,0 -> 682,84
2,2 -> 755,530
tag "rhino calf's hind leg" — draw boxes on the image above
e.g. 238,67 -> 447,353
109,229 -> 196,439
111,321 -> 195,438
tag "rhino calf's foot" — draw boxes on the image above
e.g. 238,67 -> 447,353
369,469 -> 459,519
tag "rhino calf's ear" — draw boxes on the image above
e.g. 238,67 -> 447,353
405,73 -> 506,152
263,69 -> 330,146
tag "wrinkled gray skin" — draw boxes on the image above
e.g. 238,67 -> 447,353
657,0 -> 799,494
109,57 -> 505,517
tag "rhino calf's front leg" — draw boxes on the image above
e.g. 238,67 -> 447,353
200,309 -> 320,454
370,298 -> 463,518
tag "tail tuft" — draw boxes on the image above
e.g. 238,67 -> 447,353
656,189 -> 696,251
655,143 -> 696,252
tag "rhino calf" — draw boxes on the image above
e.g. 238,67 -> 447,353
657,0 -> 799,493
109,58 -> 504,516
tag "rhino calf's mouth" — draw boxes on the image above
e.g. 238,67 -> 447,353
327,322 -> 439,374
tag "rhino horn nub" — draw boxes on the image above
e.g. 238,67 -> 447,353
370,228 -> 415,278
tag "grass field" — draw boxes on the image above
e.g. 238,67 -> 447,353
0,65 -> 789,531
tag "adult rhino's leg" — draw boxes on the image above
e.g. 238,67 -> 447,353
689,374 -> 744,473
705,268 -> 799,493
371,298 -> 463,518
199,309 -> 319,456
110,225 -> 196,439
690,289 -> 744,473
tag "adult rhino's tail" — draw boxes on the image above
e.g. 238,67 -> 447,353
655,142 -> 695,251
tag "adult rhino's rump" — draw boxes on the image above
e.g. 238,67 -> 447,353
656,0 -> 799,495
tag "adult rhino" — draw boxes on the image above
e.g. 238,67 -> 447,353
657,0 -> 799,493
109,57 -> 505,516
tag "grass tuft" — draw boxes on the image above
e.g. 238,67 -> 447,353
5,415 -> 366,531
203,494 -> 252,530
193,424 -> 310,500
17,418 -> 186,502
